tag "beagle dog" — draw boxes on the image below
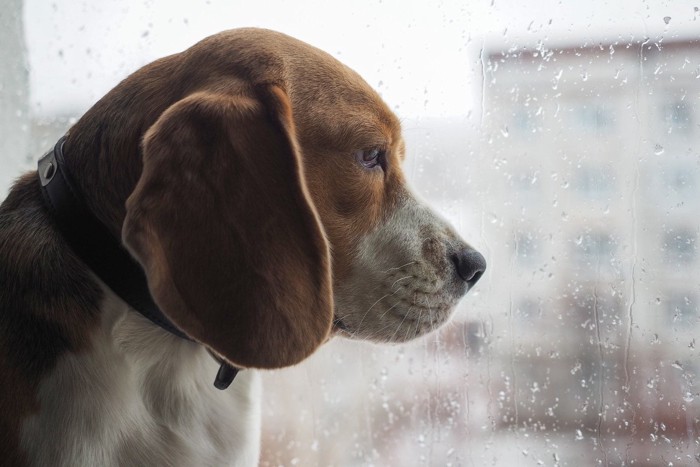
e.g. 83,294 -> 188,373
0,28 -> 485,466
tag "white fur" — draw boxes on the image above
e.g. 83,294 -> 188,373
20,285 -> 261,467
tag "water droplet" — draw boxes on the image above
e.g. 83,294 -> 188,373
663,16 -> 671,25
552,69 -> 563,90
684,392 -> 695,403
571,361 -> 582,374
654,144 -> 665,155
671,360 -> 684,370
501,126 -> 510,137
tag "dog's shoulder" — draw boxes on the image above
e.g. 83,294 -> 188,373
0,174 -> 103,465
0,175 -> 261,466
20,297 -> 262,466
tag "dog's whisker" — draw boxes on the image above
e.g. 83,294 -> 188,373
355,287 -> 404,332
382,261 -> 417,274
378,301 -> 402,320
390,275 -> 413,290
405,308 -> 423,341
416,308 -> 424,331
389,308 -> 411,342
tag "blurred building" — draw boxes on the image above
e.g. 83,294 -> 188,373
477,37 -> 700,463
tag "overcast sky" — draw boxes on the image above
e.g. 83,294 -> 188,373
24,0 -> 700,118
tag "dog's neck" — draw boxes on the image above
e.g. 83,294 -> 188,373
38,137 -> 189,340
21,287 -> 262,466
64,108 -> 164,238
40,137 -> 240,389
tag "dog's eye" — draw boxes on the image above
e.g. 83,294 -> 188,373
356,148 -> 385,169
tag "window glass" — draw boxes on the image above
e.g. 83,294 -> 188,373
3,1 -> 700,465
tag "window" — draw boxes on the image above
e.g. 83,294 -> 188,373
5,1 -> 700,465
665,292 -> 698,327
574,104 -> 614,132
572,231 -> 616,270
514,230 -> 540,266
664,165 -> 696,195
663,227 -> 697,264
662,99 -> 694,135
573,165 -> 615,199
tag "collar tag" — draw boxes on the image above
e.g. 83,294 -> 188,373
38,147 -> 58,187
214,363 -> 239,390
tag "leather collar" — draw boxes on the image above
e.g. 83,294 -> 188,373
38,136 -> 238,390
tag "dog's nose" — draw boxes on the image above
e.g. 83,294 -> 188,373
451,248 -> 486,287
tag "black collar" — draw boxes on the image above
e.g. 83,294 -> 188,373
38,136 -> 238,390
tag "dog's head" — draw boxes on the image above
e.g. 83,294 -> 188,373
102,29 -> 485,369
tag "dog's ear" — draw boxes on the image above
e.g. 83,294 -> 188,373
122,86 -> 333,369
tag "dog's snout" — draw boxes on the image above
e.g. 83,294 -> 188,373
451,248 -> 486,287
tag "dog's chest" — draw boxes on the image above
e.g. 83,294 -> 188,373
19,294 -> 261,467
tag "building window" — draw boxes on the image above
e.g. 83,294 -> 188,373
573,231 -> 616,267
511,107 -> 536,136
514,231 -> 540,265
663,228 -> 697,264
663,165 -> 696,197
574,165 -> 615,199
662,100 -> 693,135
665,292 -> 698,327
575,104 -> 613,132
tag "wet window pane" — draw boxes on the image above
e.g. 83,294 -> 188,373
2,1 -> 700,465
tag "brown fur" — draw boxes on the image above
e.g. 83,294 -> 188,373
123,87 -> 333,368
0,27 -> 413,462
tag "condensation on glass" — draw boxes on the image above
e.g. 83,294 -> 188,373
4,1 -> 700,466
